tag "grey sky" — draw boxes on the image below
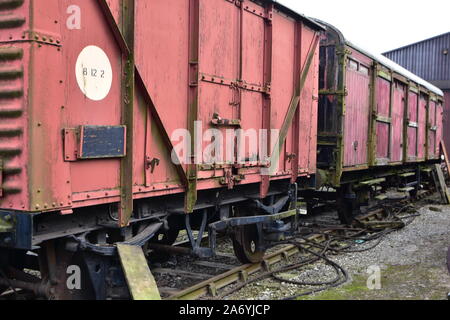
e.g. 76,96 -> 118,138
278,0 -> 450,54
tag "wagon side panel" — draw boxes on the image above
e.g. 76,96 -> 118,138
343,55 -> 371,168
428,100 -> 437,159
407,91 -> 419,161
271,11 -> 295,175
375,76 -> 391,164
391,81 -> 406,163
135,0 -> 190,187
417,93 -> 428,160
0,0 -> 31,210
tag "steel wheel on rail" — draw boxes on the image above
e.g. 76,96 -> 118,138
232,207 -> 265,264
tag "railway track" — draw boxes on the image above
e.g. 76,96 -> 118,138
153,189 -> 435,300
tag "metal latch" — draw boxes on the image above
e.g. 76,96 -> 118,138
146,158 -> 160,173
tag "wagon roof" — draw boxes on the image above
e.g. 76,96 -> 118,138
312,18 -> 444,97
269,1 -> 325,31
347,41 -> 444,97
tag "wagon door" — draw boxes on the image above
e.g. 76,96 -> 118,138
407,90 -> 419,161
198,0 -> 268,170
374,77 -> 392,165
239,1 -> 267,167
417,93 -> 428,160
197,0 -> 242,168
428,99 -> 437,159
431,100 -> 444,159
343,59 -> 370,167
391,81 -> 406,163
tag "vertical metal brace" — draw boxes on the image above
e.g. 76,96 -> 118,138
186,0 -> 200,214
291,21 -> 302,184
334,46 -> 349,186
119,0 -> 135,227
388,71 -> 394,161
260,3 -> 273,198
368,62 -> 378,167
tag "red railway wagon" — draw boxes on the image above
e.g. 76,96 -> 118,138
0,0 -> 323,299
316,21 -> 444,223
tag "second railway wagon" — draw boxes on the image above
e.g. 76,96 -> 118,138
316,21 -> 444,223
0,0 -> 323,299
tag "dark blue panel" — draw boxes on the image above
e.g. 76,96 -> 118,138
80,126 -> 126,159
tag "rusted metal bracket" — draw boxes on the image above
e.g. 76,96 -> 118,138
200,74 -> 270,95
220,168 -> 244,190
211,113 -> 241,127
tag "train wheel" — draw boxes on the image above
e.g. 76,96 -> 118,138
232,208 -> 265,264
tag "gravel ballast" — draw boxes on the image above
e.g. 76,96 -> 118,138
228,199 -> 450,300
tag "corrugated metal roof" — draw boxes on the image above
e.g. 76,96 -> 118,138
383,32 -> 450,56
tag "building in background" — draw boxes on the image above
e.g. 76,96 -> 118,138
383,32 -> 450,151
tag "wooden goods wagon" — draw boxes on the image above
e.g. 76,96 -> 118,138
316,21 -> 444,223
0,0 -> 323,299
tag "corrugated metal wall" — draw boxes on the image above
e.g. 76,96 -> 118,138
384,33 -> 450,89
